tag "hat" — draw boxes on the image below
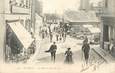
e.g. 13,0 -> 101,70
67,48 -> 71,50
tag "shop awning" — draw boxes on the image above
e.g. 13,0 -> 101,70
83,25 -> 101,33
8,22 -> 34,49
88,27 -> 101,33
83,25 -> 93,28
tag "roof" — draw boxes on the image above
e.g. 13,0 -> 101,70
64,10 -> 100,23
88,27 -> 101,33
44,13 -> 60,20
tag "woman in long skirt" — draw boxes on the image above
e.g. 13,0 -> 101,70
64,48 -> 73,64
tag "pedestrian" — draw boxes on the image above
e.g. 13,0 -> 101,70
41,30 -> 45,39
82,40 -> 90,66
62,32 -> 64,41
56,33 -> 59,41
63,33 -> 66,42
64,48 -> 73,64
50,32 -> 53,42
83,36 -> 88,44
110,40 -> 115,57
45,42 -> 57,62
109,39 -> 114,53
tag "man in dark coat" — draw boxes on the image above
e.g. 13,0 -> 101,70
46,42 -> 57,62
56,33 -> 59,41
82,40 -> 90,65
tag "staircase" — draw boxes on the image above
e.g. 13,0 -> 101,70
93,47 -> 115,63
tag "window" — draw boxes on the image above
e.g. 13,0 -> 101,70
20,19 -> 24,26
105,0 -> 108,8
26,0 -> 29,8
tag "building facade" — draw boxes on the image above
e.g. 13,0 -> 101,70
0,0 -> 5,63
101,0 -> 115,52
4,0 -> 35,62
43,13 -> 61,24
79,0 -> 90,11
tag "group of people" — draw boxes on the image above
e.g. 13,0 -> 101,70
45,42 -> 73,64
54,23 -> 69,42
39,24 -> 67,43
39,25 -> 48,39
45,36 -> 90,65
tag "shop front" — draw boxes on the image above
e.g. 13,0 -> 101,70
86,27 -> 101,45
6,20 -> 34,63
101,16 -> 115,56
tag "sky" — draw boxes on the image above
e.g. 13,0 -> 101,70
42,0 -> 102,14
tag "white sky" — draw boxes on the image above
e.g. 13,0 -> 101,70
42,0 -> 102,14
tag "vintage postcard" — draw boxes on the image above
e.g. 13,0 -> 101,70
0,0 -> 115,73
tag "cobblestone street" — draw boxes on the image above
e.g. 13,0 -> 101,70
27,35 -> 106,72
35,48 -> 106,72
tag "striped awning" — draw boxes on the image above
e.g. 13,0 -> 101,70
8,22 -> 34,49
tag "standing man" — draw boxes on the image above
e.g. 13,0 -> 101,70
50,32 -> 53,42
82,39 -> 90,66
83,36 -> 88,44
110,40 -> 115,57
56,33 -> 59,41
49,42 -> 57,62
109,39 -> 114,53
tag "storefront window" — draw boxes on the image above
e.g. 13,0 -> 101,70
103,25 -> 109,42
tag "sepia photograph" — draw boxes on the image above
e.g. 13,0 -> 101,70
0,0 -> 115,73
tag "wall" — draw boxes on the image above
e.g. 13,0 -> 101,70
107,0 -> 115,41
101,0 -> 115,49
35,13 -> 43,37
107,0 -> 115,15
0,0 -> 5,63
5,0 -> 31,32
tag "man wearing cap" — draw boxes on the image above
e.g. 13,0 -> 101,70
49,42 -> 57,62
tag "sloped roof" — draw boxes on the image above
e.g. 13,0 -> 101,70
64,10 -> 100,23
44,13 -> 60,20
